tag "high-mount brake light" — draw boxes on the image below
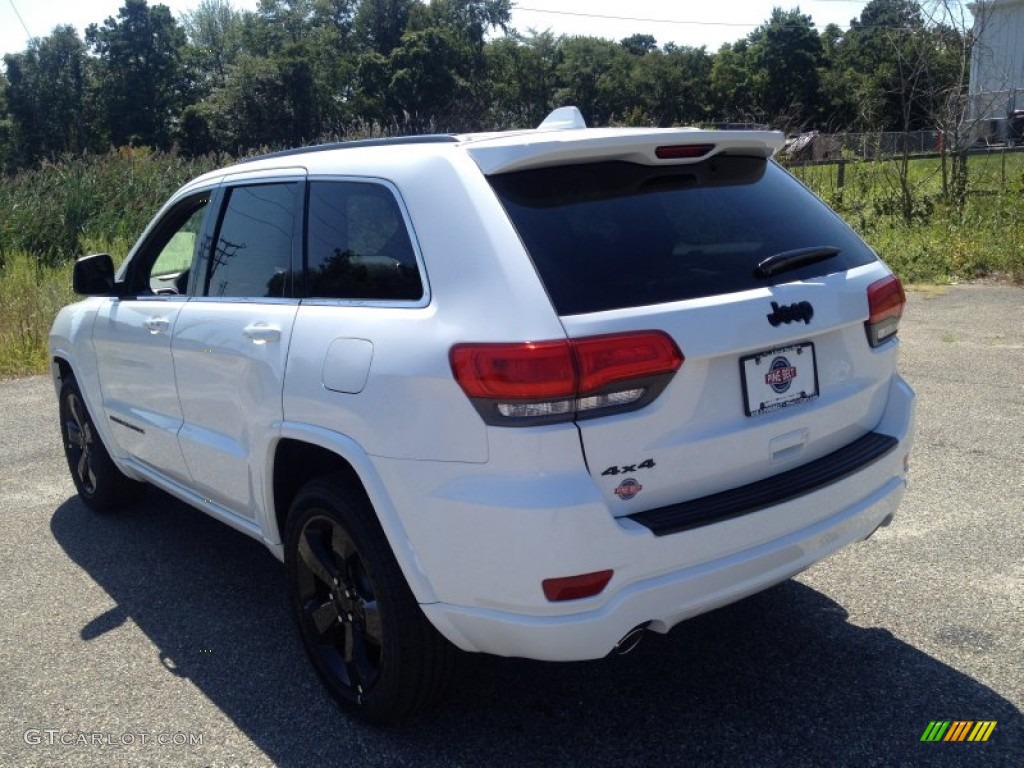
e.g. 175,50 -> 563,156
450,331 -> 683,426
655,144 -> 716,160
865,275 -> 906,348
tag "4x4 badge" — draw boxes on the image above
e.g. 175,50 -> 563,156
767,300 -> 814,326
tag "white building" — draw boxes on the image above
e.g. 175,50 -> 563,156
968,0 -> 1024,138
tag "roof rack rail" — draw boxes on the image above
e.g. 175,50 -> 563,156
238,134 -> 459,164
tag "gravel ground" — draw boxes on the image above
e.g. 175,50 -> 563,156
0,284 -> 1020,767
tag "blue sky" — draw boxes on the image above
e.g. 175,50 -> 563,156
1,0 -> 873,60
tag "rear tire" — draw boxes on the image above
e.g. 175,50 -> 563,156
59,377 -> 145,512
285,475 -> 457,724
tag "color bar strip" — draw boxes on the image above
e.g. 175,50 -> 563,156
921,721 -> 950,742
945,721 -> 972,742
969,721 -> 997,742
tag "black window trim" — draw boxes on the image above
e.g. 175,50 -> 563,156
298,175 -> 431,309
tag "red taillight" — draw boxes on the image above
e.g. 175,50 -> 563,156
655,144 -> 715,160
449,340 -> 575,400
866,275 -> 906,347
542,570 -> 613,602
574,332 -> 683,392
450,331 -> 683,425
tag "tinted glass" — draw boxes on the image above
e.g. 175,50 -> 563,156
488,158 -> 877,315
205,183 -> 299,298
306,181 -> 422,301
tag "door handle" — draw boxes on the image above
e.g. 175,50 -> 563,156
143,316 -> 171,334
243,323 -> 282,344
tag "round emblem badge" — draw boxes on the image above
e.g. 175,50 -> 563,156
765,356 -> 798,394
613,478 -> 643,500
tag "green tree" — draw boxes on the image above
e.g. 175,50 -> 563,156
834,0 -> 930,131
255,0 -> 317,45
182,0 -> 247,90
828,1 -> 967,219
355,0 -> 415,55
483,31 -> 562,128
354,0 -> 511,130
918,1 -> 975,208
86,0 -> 188,148
620,33 -> 657,57
192,0 -> 359,150
746,8 -> 823,129
710,41 -> 754,122
409,0 -> 511,47
0,72 -> 11,172
670,46 -> 714,125
555,36 -> 632,126
387,26 -> 468,129
629,45 -> 712,126
817,23 -> 858,130
206,53 -> 291,149
2,26 -> 90,165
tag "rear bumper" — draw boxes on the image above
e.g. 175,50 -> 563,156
423,473 -> 904,660
381,374 -> 915,661
629,431 -> 898,536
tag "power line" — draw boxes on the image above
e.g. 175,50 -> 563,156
6,0 -> 34,42
515,6 -> 767,29
513,5 -> 941,34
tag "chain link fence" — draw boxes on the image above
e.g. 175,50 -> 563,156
781,131 -> 944,163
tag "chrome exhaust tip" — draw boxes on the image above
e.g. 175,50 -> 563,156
613,624 -> 649,656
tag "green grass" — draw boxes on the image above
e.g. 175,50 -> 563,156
0,251 -> 75,378
787,152 -> 1024,283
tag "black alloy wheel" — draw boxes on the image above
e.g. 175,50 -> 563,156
294,514 -> 384,699
58,377 -> 144,512
285,476 -> 457,724
63,387 -> 98,496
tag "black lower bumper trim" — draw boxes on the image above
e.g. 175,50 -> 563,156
627,431 -> 899,537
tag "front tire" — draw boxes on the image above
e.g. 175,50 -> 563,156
59,377 -> 145,512
285,475 -> 457,724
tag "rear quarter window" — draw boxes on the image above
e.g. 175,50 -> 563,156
305,181 -> 423,301
488,157 -> 877,315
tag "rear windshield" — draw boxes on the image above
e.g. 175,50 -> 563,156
488,157 -> 877,315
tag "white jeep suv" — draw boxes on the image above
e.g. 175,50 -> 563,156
50,108 -> 914,723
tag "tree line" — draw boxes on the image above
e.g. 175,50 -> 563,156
0,0 -> 970,173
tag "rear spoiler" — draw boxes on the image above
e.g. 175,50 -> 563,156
465,129 -> 785,175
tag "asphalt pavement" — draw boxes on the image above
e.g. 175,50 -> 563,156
0,284 -> 1021,767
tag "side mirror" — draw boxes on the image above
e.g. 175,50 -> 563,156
73,253 -> 117,296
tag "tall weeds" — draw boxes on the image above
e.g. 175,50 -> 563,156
0,251 -> 74,377
788,152 -> 1024,284
0,148 -> 220,266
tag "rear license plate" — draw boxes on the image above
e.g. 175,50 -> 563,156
740,342 -> 819,417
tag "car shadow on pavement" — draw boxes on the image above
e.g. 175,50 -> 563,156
51,491 -> 1022,768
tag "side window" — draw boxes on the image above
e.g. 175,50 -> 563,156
204,182 -> 299,298
306,181 -> 423,301
134,196 -> 209,296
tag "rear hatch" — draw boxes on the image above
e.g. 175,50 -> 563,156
485,148 -> 901,517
